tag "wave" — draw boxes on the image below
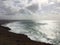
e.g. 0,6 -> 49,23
2,20 -> 60,45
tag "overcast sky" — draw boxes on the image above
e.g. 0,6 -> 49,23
0,0 -> 60,20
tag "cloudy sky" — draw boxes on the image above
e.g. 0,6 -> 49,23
0,0 -> 60,20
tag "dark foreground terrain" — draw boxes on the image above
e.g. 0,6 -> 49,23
0,20 -> 52,45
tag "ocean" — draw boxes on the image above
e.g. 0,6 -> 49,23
1,20 -> 60,45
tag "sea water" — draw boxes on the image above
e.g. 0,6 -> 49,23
2,20 -> 60,45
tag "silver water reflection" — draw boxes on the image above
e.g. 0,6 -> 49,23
2,20 -> 60,45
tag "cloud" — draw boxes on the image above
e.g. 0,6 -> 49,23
0,0 -> 60,20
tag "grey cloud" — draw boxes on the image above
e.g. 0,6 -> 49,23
0,0 -> 60,20
27,4 -> 38,13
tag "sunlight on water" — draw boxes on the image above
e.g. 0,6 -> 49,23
2,20 -> 60,45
